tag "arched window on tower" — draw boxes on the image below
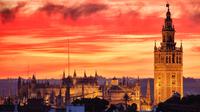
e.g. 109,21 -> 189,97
176,56 -> 178,63
166,56 -> 168,63
168,35 -> 171,42
169,56 -> 171,63
172,54 -> 175,63
179,57 -> 182,64
163,35 -> 165,42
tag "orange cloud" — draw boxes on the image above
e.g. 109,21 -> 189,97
0,0 -> 200,78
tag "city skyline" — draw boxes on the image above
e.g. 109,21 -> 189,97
1,0 -> 200,79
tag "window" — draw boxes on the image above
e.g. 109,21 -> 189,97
168,35 -> 172,42
163,36 -> 165,42
169,56 -> 171,63
176,56 -> 178,63
179,57 -> 182,64
166,56 -> 168,63
172,54 -> 175,63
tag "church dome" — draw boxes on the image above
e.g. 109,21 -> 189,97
108,85 -> 124,93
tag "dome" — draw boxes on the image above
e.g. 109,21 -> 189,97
108,85 -> 124,93
111,77 -> 119,86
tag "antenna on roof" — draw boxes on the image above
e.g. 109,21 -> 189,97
67,37 -> 70,76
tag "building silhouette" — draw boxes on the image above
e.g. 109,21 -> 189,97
105,77 -> 152,111
17,74 -> 152,111
17,70 -> 100,108
154,3 -> 183,104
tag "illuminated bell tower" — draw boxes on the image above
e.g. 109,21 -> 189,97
154,3 -> 183,104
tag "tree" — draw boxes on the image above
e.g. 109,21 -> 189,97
72,97 -> 109,112
106,104 -> 117,112
126,103 -> 137,112
156,94 -> 200,112
123,93 -> 130,109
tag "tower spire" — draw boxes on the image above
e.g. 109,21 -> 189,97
63,70 -> 65,79
154,40 -> 157,50
67,37 -> 70,76
163,2 -> 174,31
181,40 -> 183,47
95,70 -> 98,77
154,3 -> 183,104
136,76 -> 140,86
84,71 -> 87,78
146,79 -> 151,105
73,70 -> 77,78
166,3 -> 170,18
161,2 -> 176,50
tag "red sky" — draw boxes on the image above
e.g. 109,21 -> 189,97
0,0 -> 200,79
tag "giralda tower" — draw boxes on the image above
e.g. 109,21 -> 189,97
154,3 -> 183,104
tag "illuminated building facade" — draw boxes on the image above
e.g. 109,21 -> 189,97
17,70 -> 100,107
154,3 -> 183,104
105,77 -> 152,111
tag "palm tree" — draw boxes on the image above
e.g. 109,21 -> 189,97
123,93 -> 130,109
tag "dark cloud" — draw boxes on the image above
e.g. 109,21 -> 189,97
39,3 -> 65,16
0,2 -> 26,23
0,8 -> 15,23
186,1 -> 200,23
191,8 -> 200,23
40,3 -> 108,20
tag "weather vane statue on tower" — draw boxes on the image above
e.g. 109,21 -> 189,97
166,2 -> 170,10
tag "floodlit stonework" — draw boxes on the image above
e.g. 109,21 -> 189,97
154,3 -> 183,104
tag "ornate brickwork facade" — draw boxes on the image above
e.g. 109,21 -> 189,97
154,4 -> 183,104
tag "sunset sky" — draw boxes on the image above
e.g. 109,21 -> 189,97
0,0 -> 200,79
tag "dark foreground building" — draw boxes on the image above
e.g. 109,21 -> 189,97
19,98 -> 50,112
0,97 -> 17,112
156,93 -> 200,112
0,97 -> 50,112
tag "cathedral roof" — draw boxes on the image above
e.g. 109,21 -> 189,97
62,76 -> 98,86
108,85 -> 124,92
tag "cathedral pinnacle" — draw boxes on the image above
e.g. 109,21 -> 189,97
95,70 -> 98,77
136,76 -> 140,86
146,79 -> 151,105
180,40 -> 183,50
84,71 -> 87,78
73,70 -> 77,78
63,70 -> 65,79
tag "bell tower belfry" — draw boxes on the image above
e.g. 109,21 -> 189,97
154,3 -> 183,104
